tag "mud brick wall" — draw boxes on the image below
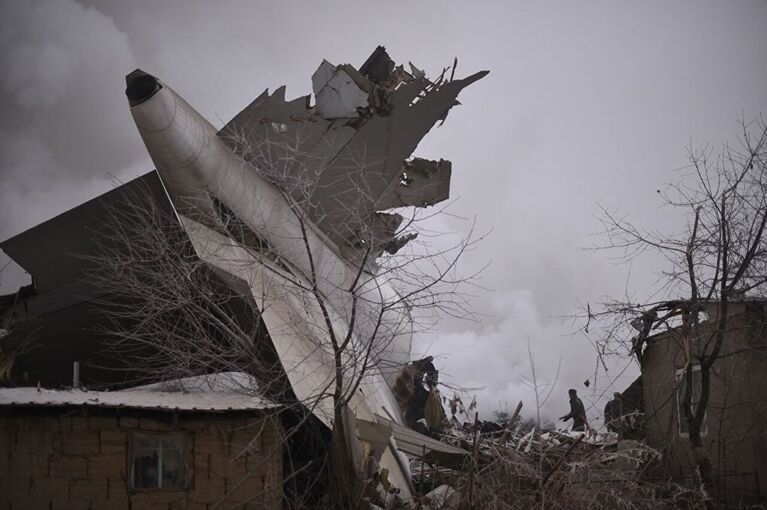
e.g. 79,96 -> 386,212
0,409 -> 283,510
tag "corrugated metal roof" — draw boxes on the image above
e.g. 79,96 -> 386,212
0,372 -> 276,412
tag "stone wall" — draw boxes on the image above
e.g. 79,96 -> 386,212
0,409 -> 282,509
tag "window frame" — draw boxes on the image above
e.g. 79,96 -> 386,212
128,431 -> 192,492
674,364 -> 708,438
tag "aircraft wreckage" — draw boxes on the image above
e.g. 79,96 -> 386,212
1,47 -> 486,499
126,46 -> 485,497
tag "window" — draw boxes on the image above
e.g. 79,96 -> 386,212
130,432 -> 190,490
675,365 -> 708,437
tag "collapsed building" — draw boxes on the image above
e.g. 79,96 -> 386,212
0,47 -> 485,508
625,299 -> 767,505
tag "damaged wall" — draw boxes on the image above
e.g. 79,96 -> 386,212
640,302 -> 767,502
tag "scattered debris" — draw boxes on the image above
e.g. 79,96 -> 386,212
404,418 -> 707,509
312,59 -> 370,119
393,357 -> 445,436
422,484 -> 458,509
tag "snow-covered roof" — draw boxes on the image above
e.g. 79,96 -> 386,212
0,372 -> 277,413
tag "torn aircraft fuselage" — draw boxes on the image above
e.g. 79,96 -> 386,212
125,46 -> 486,497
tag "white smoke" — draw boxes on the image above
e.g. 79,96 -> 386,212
0,0 -> 146,239
416,288 -> 633,426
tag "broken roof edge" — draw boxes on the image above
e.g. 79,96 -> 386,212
0,170 -> 162,248
0,170 -> 183,296
639,298 -> 767,345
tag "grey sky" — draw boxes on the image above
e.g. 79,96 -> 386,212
1,0 -> 765,424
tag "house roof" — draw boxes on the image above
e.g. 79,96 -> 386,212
0,372 -> 277,413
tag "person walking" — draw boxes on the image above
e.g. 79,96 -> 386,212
560,388 -> 587,432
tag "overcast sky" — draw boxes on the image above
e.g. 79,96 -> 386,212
1,0 -> 765,425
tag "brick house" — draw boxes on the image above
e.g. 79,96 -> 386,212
0,373 -> 283,509
638,300 -> 767,504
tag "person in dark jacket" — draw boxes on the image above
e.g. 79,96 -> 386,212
560,388 -> 587,431
604,392 -> 622,433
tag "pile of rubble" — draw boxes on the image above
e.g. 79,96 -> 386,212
402,419 -> 708,510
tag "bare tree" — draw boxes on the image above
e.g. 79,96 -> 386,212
584,117 -> 767,498
87,128 -> 484,508
520,338 -> 561,428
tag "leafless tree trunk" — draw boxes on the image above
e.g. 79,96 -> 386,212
520,338 -> 561,428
